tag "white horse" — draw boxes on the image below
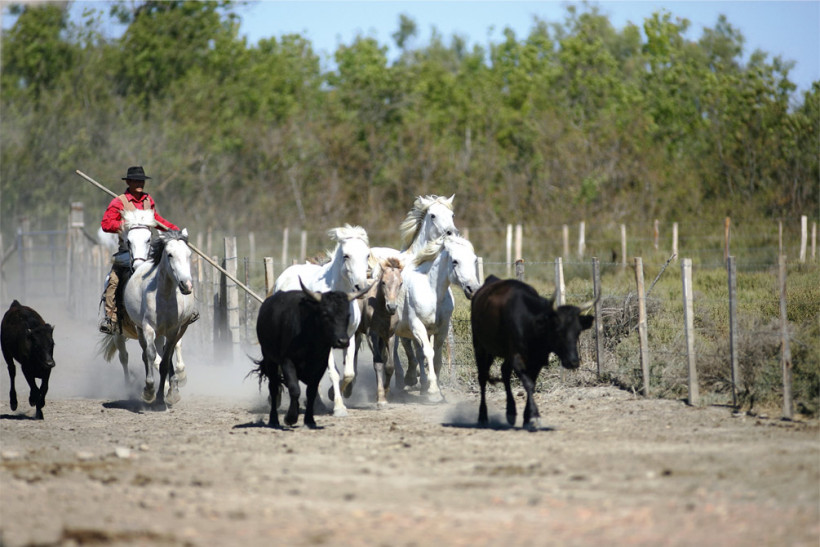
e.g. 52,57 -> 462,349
273,225 -> 371,416
368,195 -> 458,387
370,194 -> 457,266
124,229 -> 197,408
99,209 -> 173,383
393,234 -> 481,402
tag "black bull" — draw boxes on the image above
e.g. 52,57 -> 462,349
254,282 -> 370,429
2,300 -> 56,420
471,276 -> 595,429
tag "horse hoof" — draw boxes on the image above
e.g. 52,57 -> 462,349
333,407 -> 348,418
327,387 -> 335,401
376,401 -> 388,410
426,391 -> 444,404
166,389 -> 181,406
343,382 -> 354,399
142,388 -> 156,404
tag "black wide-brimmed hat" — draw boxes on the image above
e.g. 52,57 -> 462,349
122,166 -> 151,181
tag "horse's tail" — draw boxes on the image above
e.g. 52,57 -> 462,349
98,333 -> 118,363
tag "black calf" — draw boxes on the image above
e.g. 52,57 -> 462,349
1,300 -> 56,420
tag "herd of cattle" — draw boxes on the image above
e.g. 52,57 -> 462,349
2,195 -> 595,429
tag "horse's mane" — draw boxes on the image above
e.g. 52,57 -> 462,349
382,256 -> 404,270
148,230 -> 188,265
413,234 -> 473,266
399,195 -> 454,250
121,208 -> 157,231
328,224 -> 369,246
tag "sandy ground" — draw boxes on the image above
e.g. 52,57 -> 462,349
0,298 -> 818,546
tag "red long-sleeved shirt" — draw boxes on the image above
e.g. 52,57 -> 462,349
100,189 -> 179,233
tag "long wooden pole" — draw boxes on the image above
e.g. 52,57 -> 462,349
75,169 -> 264,303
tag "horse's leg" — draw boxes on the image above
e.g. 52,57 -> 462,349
371,332 -> 387,408
139,326 -> 158,404
391,335 -> 405,389
162,327 -> 187,406
173,340 -> 186,387
400,336 -> 418,387
326,352 -> 348,417
341,339 -> 357,399
114,334 -> 129,384
383,332 -> 396,402
429,330 -> 448,402
410,323 -> 440,403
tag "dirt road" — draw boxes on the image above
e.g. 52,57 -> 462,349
1,299 -> 817,546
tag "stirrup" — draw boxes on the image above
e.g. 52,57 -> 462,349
99,318 -> 118,335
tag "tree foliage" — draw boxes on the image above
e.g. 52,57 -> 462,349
1,1 -> 816,241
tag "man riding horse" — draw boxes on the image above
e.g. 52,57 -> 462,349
99,166 -> 179,334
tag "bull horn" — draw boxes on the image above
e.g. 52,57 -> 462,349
348,281 -> 374,301
299,277 -> 322,302
579,296 -> 599,314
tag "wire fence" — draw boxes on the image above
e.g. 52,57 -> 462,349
2,210 -> 817,416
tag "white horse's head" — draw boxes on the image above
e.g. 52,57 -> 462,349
416,234 -> 480,300
328,224 -> 370,292
121,209 -> 157,270
150,229 -> 193,295
399,195 -> 457,253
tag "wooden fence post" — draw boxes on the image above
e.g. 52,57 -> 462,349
515,259 -> 524,281
634,257 -> 650,397
778,255 -> 793,419
799,215 -> 807,263
264,257 -> 275,297
477,257 -> 484,283
727,256 -> 740,407
778,221 -> 783,256
724,217 -> 731,262
620,224 -> 627,268
212,254 -> 222,351
592,257 -> 604,377
563,225 -> 570,258
300,229 -> 307,261
672,222 -> 679,260
554,257 -> 565,306
578,221 -> 585,258
506,224 -> 513,277
224,237 -> 240,357
514,224 -> 522,261
281,227 -> 289,268
243,256 -> 250,340
653,219 -> 659,251
681,258 -> 699,406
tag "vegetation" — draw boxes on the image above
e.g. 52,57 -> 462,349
1,1 -> 817,243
